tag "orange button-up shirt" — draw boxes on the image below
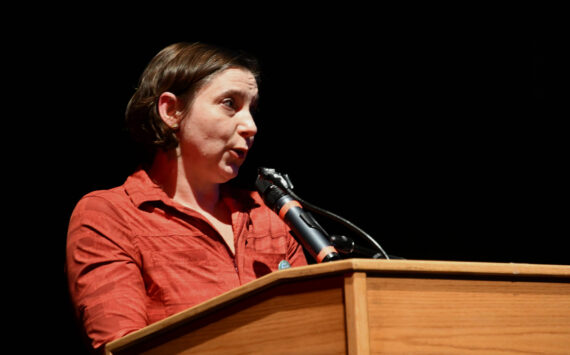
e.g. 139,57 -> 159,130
66,169 -> 307,350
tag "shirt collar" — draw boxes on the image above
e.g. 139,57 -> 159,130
124,168 -> 260,213
124,168 -> 171,208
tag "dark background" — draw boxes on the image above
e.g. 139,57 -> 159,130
13,8 -> 565,354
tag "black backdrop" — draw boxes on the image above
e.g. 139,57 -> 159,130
16,10 -> 565,353
51,26 -> 563,264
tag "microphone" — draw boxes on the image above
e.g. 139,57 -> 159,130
256,168 -> 340,263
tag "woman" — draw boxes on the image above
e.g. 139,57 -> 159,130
66,42 -> 307,352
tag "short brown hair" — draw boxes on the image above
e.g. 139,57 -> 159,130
125,42 -> 260,160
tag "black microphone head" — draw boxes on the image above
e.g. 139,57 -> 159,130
256,167 -> 294,191
255,168 -> 288,210
255,169 -> 272,195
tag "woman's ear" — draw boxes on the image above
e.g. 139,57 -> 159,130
158,92 -> 183,129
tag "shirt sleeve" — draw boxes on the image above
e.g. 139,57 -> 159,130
66,194 -> 148,351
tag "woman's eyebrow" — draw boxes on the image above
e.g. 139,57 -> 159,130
218,89 -> 259,105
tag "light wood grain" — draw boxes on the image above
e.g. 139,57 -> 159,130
367,277 -> 570,354
109,277 -> 347,354
105,260 -> 570,355
344,272 -> 370,355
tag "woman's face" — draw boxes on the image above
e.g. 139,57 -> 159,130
177,68 -> 259,184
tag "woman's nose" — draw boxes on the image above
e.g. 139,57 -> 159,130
238,111 -> 258,139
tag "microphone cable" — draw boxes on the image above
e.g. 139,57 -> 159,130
285,188 -> 390,260
258,167 -> 390,260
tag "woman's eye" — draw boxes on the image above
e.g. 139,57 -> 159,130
222,98 -> 235,109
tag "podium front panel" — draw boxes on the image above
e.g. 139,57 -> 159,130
366,273 -> 570,353
112,276 -> 347,355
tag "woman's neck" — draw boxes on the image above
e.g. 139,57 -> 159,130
148,150 -> 220,214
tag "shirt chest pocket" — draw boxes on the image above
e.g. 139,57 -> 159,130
243,234 -> 290,279
138,233 -> 218,271
245,233 -> 289,254
150,249 -> 209,266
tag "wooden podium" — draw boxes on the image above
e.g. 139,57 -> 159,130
105,259 -> 570,354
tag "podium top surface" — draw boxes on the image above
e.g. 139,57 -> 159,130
105,259 -> 570,353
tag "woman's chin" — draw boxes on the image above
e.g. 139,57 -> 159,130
218,164 -> 241,182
